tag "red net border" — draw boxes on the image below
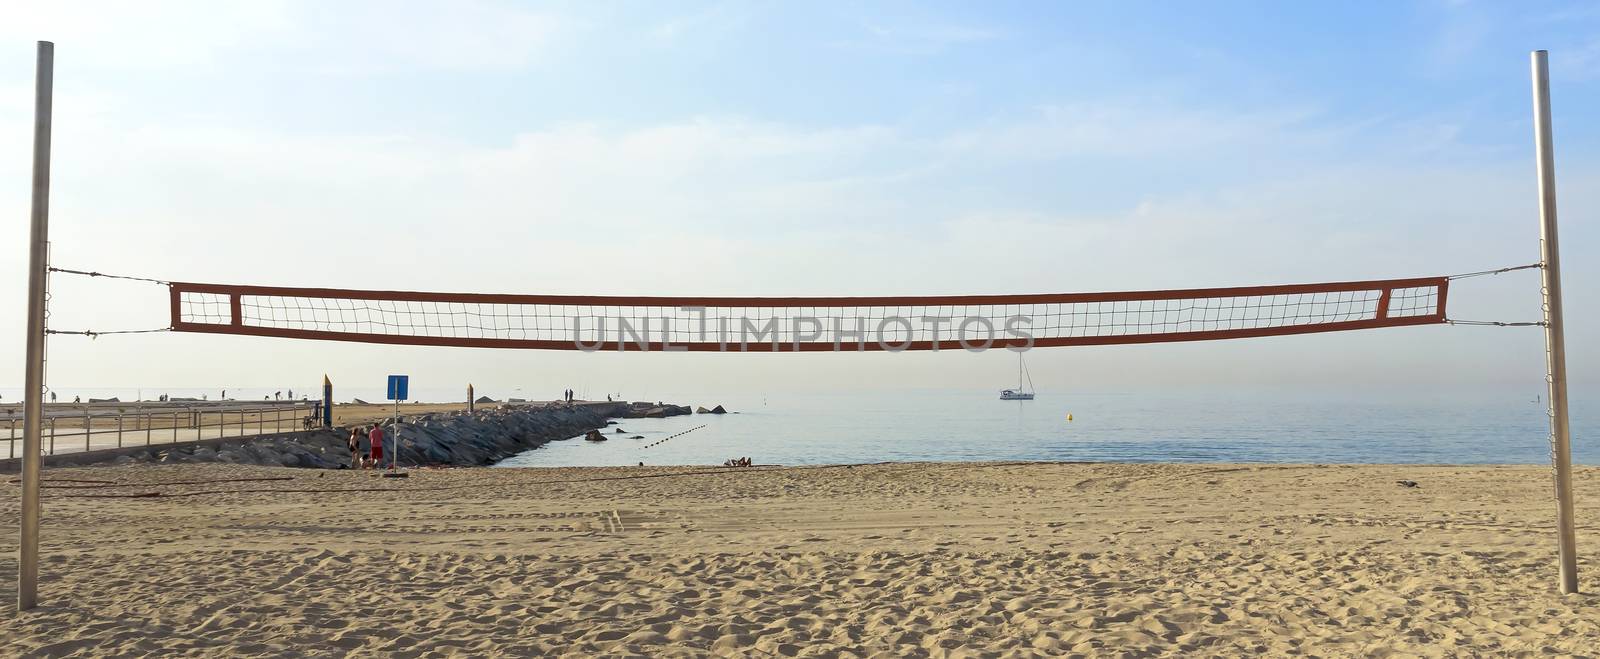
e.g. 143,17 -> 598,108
168,276 -> 1448,352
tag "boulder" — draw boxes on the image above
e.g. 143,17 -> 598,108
710,405 -> 727,414
584,429 -> 607,442
630,404 -> 693,418
696,406 -> 711,414
474,396 -> 495,404
352,398 -> 370,405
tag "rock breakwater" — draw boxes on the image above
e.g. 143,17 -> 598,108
0,402 -> 640,471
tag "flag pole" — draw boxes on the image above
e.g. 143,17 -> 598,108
1530,49 -> 1579,595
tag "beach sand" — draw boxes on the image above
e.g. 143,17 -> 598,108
2,462 -> 1596,656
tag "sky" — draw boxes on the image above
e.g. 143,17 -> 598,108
0,1 -> 1597,402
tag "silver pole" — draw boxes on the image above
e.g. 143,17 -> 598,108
392,399 -> 399,470
19,40 -> 54,612
1531,50 -> 1579,595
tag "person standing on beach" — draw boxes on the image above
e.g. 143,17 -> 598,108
368,422 -> 386,469
348,427 -> 365,469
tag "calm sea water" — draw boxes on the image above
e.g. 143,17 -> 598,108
497,388 -> 1597,467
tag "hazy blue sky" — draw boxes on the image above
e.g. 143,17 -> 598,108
1,1 -> 1596,400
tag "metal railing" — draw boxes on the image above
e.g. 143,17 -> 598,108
2,400 -> 322,458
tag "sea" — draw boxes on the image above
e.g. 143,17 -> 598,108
499,387 -> 1598,468
4,385 -> 1593,467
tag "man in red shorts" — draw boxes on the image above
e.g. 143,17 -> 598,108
368,422 -> 386,469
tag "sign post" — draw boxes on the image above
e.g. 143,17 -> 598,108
386,375 -> 408,470
321,375 -> 333,428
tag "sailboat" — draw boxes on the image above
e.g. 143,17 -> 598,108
999,353 -> 1036,400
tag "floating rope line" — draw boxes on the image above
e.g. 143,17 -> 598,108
641,424 -> 707,450
1447,262 -> 1543,280
47,266 -> 169,285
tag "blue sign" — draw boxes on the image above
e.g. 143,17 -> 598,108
387,375 -> 409,401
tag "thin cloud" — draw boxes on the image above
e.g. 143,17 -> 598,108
650,2 -> 750,42
0,0 -> 572,74
828,22 -> 1003,55
1553,39 -> 1600,80
936,101 -> 1328,160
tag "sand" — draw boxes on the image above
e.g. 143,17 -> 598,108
1,462 -> 1596,657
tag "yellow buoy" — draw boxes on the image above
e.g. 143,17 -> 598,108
1066,413 -> 1073,421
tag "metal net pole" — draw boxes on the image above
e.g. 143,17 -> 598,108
1531,50 -> 1579,595
19,39 -> 54,612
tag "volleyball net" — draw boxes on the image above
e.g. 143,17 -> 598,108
167,276 -> 1449,352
